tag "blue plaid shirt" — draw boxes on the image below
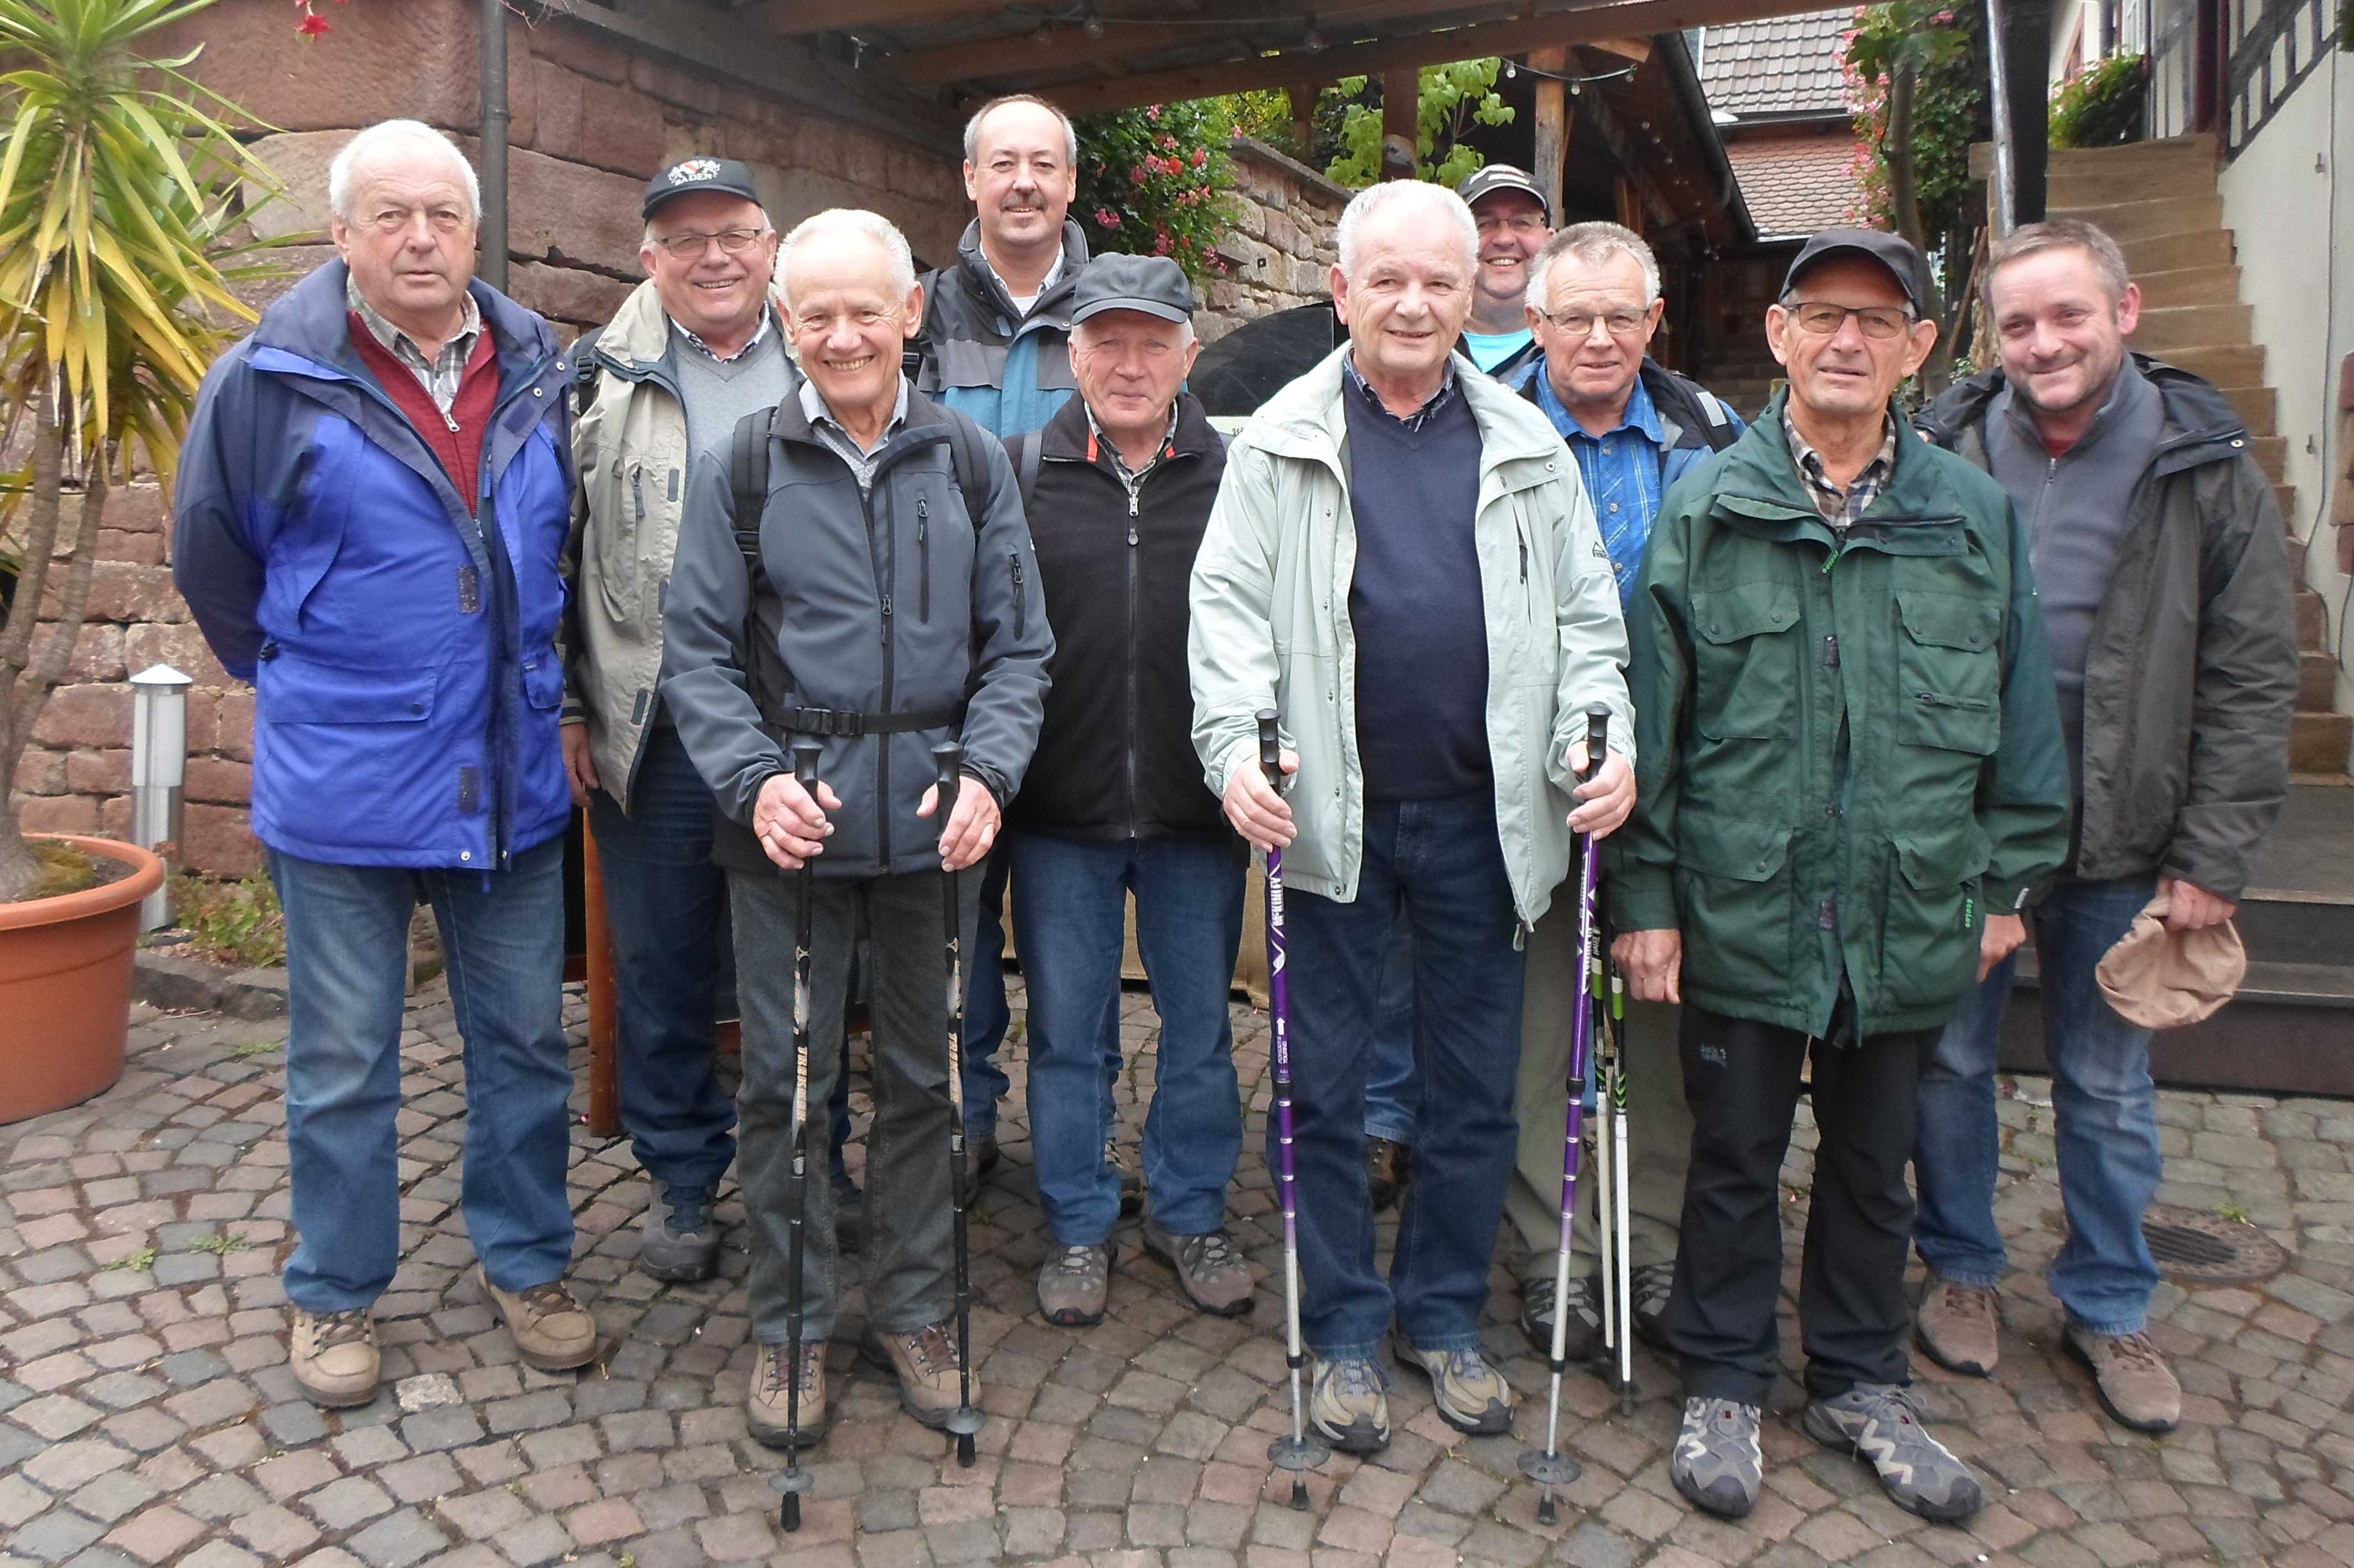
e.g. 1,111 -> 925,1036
1534,370 -> 1666,612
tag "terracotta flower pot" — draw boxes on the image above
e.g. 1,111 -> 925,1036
0,834 -> 167,1125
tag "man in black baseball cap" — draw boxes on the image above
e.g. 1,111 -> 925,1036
640,155 -> 765,220
1454,163 -> 1552,386
1780,225 -> 1933,317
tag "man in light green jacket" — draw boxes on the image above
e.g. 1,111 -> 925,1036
1188,179 -> 1634,1454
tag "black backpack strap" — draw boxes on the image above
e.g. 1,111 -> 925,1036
728,408 -> 771,580
1692,388 -> 1738,450
570,327 -> 603,417
1003,429 -> 1044,512
942,410 -> 993,533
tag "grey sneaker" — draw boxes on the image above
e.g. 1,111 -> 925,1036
1142,1221 -> 1253,1316
1396,1342 -> 1514,1435
1519,1272 -> 1600,1361
1037,1242 -> 1111,1327
1630,1260 -> 1675,1350
639,1180 -> 719,1282
1306,1354 -> 1390,1453
2063,1327 -> 2181,1433
1801,1383 -> 1984,1522
1108,1137 -> 1144,1216
1671,1397 -> 1763,1518
1916,1273 -> 2001,1377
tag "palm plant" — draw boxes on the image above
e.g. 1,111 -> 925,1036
0,0 -> 278,901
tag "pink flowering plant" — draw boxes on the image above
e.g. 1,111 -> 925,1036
1072,101 -> 1241,287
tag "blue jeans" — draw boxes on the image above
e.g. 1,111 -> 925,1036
271,837 -> 575,1313
588,726 -> 736,1194
1011,833 -> 1246,1244
1361,913 -> 1417,1145
1915,874 -> 2164,1335
963,843 -> 1121,1142
1281,792 -> 1527,1357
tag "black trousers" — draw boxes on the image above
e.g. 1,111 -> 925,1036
1665,1006 -> 1933,1406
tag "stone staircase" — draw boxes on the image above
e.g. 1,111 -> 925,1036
2047,132 -> 2349,776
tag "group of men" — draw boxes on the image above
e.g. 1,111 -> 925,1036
172,90 -> 2296,1530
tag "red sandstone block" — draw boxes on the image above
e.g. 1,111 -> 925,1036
158,0 -> 480,135
98,529 -> 167,568
184,757 -> 254,808
183,692 -> 220,756
215,692 -> 256,763
59,621 -> 127,683
13,747 -> 68,797
19,794 -> 100,833
577,76 -> 667,178
108,485 -> 168,535
533,22 -> 633,85
531,60 -> 586,163
126,622 -> 232,690
67,749 -> 132,796
181,803 -> 262,878
30,684 -> 133,750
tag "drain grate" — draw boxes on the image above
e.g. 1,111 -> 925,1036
2139,1206 -> 2289,1285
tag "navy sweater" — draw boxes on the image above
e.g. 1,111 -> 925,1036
1343,378 -> 1491,800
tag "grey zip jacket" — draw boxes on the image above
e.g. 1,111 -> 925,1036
661,384 -> 1054,878
1189,345 -> 1633,929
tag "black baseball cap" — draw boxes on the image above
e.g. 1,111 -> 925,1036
1782,227 -> 1930,316
1457,163 -> 1551,223
642,156 -> 763,220
1071,254 -> 1195,326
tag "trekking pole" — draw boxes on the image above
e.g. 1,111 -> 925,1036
1596,963 -> 1637,1416
932,743 -> 986,1468
776,740 -> 822,1533
1520,703 -> 1609,1525
1257,709 -> 1327,1511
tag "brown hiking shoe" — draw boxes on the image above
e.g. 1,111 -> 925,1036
290,1306 -> 379,1408
1142,1221 -> 1254,1316
2064,1327 -> 2180,1432
477,1267 -> 599,1371
1916,1274 -> 2001,1376
1366,1137 -> 1408,1213
860,1322 -> 980,1428
747,1341 -> 828,1447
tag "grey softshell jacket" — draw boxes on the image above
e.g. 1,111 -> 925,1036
660,385 -> 1054,878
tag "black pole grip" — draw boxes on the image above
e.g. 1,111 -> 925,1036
1583,704 -> 1610,784
791,740 -> 820,787
1256,708 -> 1281,792
932,743 -> 962,817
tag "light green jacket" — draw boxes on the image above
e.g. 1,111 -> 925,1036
1187,346 -> 1634,929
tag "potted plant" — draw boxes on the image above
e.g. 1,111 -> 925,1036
0,0 -> 271,1121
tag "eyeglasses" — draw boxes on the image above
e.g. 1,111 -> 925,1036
652,226 -> 772,260
1784,301 -> 1914,339
1476,213 -> 1548,236
1534,307 -> 1649,339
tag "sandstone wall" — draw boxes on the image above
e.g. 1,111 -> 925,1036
1200,138 -> 1351,344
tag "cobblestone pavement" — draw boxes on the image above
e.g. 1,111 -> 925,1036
4,976 -> 2352,1568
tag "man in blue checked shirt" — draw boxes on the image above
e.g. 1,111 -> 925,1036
1502,220 -> 1746,1363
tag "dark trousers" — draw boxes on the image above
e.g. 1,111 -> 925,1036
1666,1006 -> 1932,1406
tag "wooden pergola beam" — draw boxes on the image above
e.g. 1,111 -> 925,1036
762,0 -> 997,37
1033,0 -> 1831,115
892,22 -> 1202,86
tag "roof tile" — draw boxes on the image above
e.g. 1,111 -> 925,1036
1697,9 -> 1857,118
1723,135 -> 1872,238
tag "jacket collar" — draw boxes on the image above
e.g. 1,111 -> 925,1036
254,259 -> 556,385
593,278 -> 787,381
1040,387 -> 1217,464
1919,351 -> 2248,471
953,218 -> 1090,330
1710,388 -> 1953,522
1245,343 -> 1566,471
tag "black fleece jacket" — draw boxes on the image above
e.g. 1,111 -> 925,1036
1007,391 -> 1239,852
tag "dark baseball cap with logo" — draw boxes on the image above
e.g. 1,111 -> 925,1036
1071,254 -> 1196,326
1456,163 -> 1550,223
1782,226 -> 1930,316
641,156 -> 763,220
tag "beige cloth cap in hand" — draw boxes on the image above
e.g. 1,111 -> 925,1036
2094,891 -> 2247,1030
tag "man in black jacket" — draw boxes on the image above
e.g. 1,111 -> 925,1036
1003,256 -> 1251,1328
1911,219 -> 2297,1433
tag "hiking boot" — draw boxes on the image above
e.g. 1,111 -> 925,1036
1306,1354 -> 1390,1453
1916,1273 -> 2001,1377
969,1128 -> 1000,1180
639,1179 -> 719,1282
747,1340 -> 828,1448
1801,1383 -> 1984,1523
1631,1260 -> 1676,1350
1396,1342 -> 1515,1435
290,1306 -> 379,1408
833,1176 -> 864,1255
1142,1221 -> 1253,1316
1671,1397 -> 1763,1518
1108,1137 -> 1144,1216
860,1322 -> 979,1429
1518,1272 -> 1600,1361
477,1267 -> 599,1371
2064,1326 -> 2181,1433
1366,1137 -> 1408,1213
1037,1242 -> 1111,1327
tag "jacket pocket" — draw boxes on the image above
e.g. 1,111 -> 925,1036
1009,549 -> 1027,640
1674,815 -> 1793,1000
594,457 -> 644,617
917,497 -> 932,623
260,656 -> 438,725
1895,590 -> 2000,754
1877,820 -> 1994,1014
1692,584 -> 1801,741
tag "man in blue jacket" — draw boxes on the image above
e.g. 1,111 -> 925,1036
174,121 -> 595,1410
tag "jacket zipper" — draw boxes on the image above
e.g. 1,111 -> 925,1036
917,498 -> 931,622
1010,549 -> 1026,639
1125,482 -> 1142,837
868,483 -> 895,865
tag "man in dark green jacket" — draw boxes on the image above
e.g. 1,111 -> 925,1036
1908,220 -> 2295,1436
1612,230 -> 2070,1526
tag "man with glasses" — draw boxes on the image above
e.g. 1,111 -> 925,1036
1455,164 -> 1552,385
1506,221 -> 1742,1363
565,157 -> 792,1287
1612,229 -> 2069,1524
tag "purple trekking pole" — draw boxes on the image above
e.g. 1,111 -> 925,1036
1258,709 -> 1328,1509
1520,703 -> 1611,1524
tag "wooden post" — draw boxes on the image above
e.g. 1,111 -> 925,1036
1529,46 -> 1569,224
1289,83 -> 1320,158
584,819 -> 620,1137
1381,67 -> 1419,180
